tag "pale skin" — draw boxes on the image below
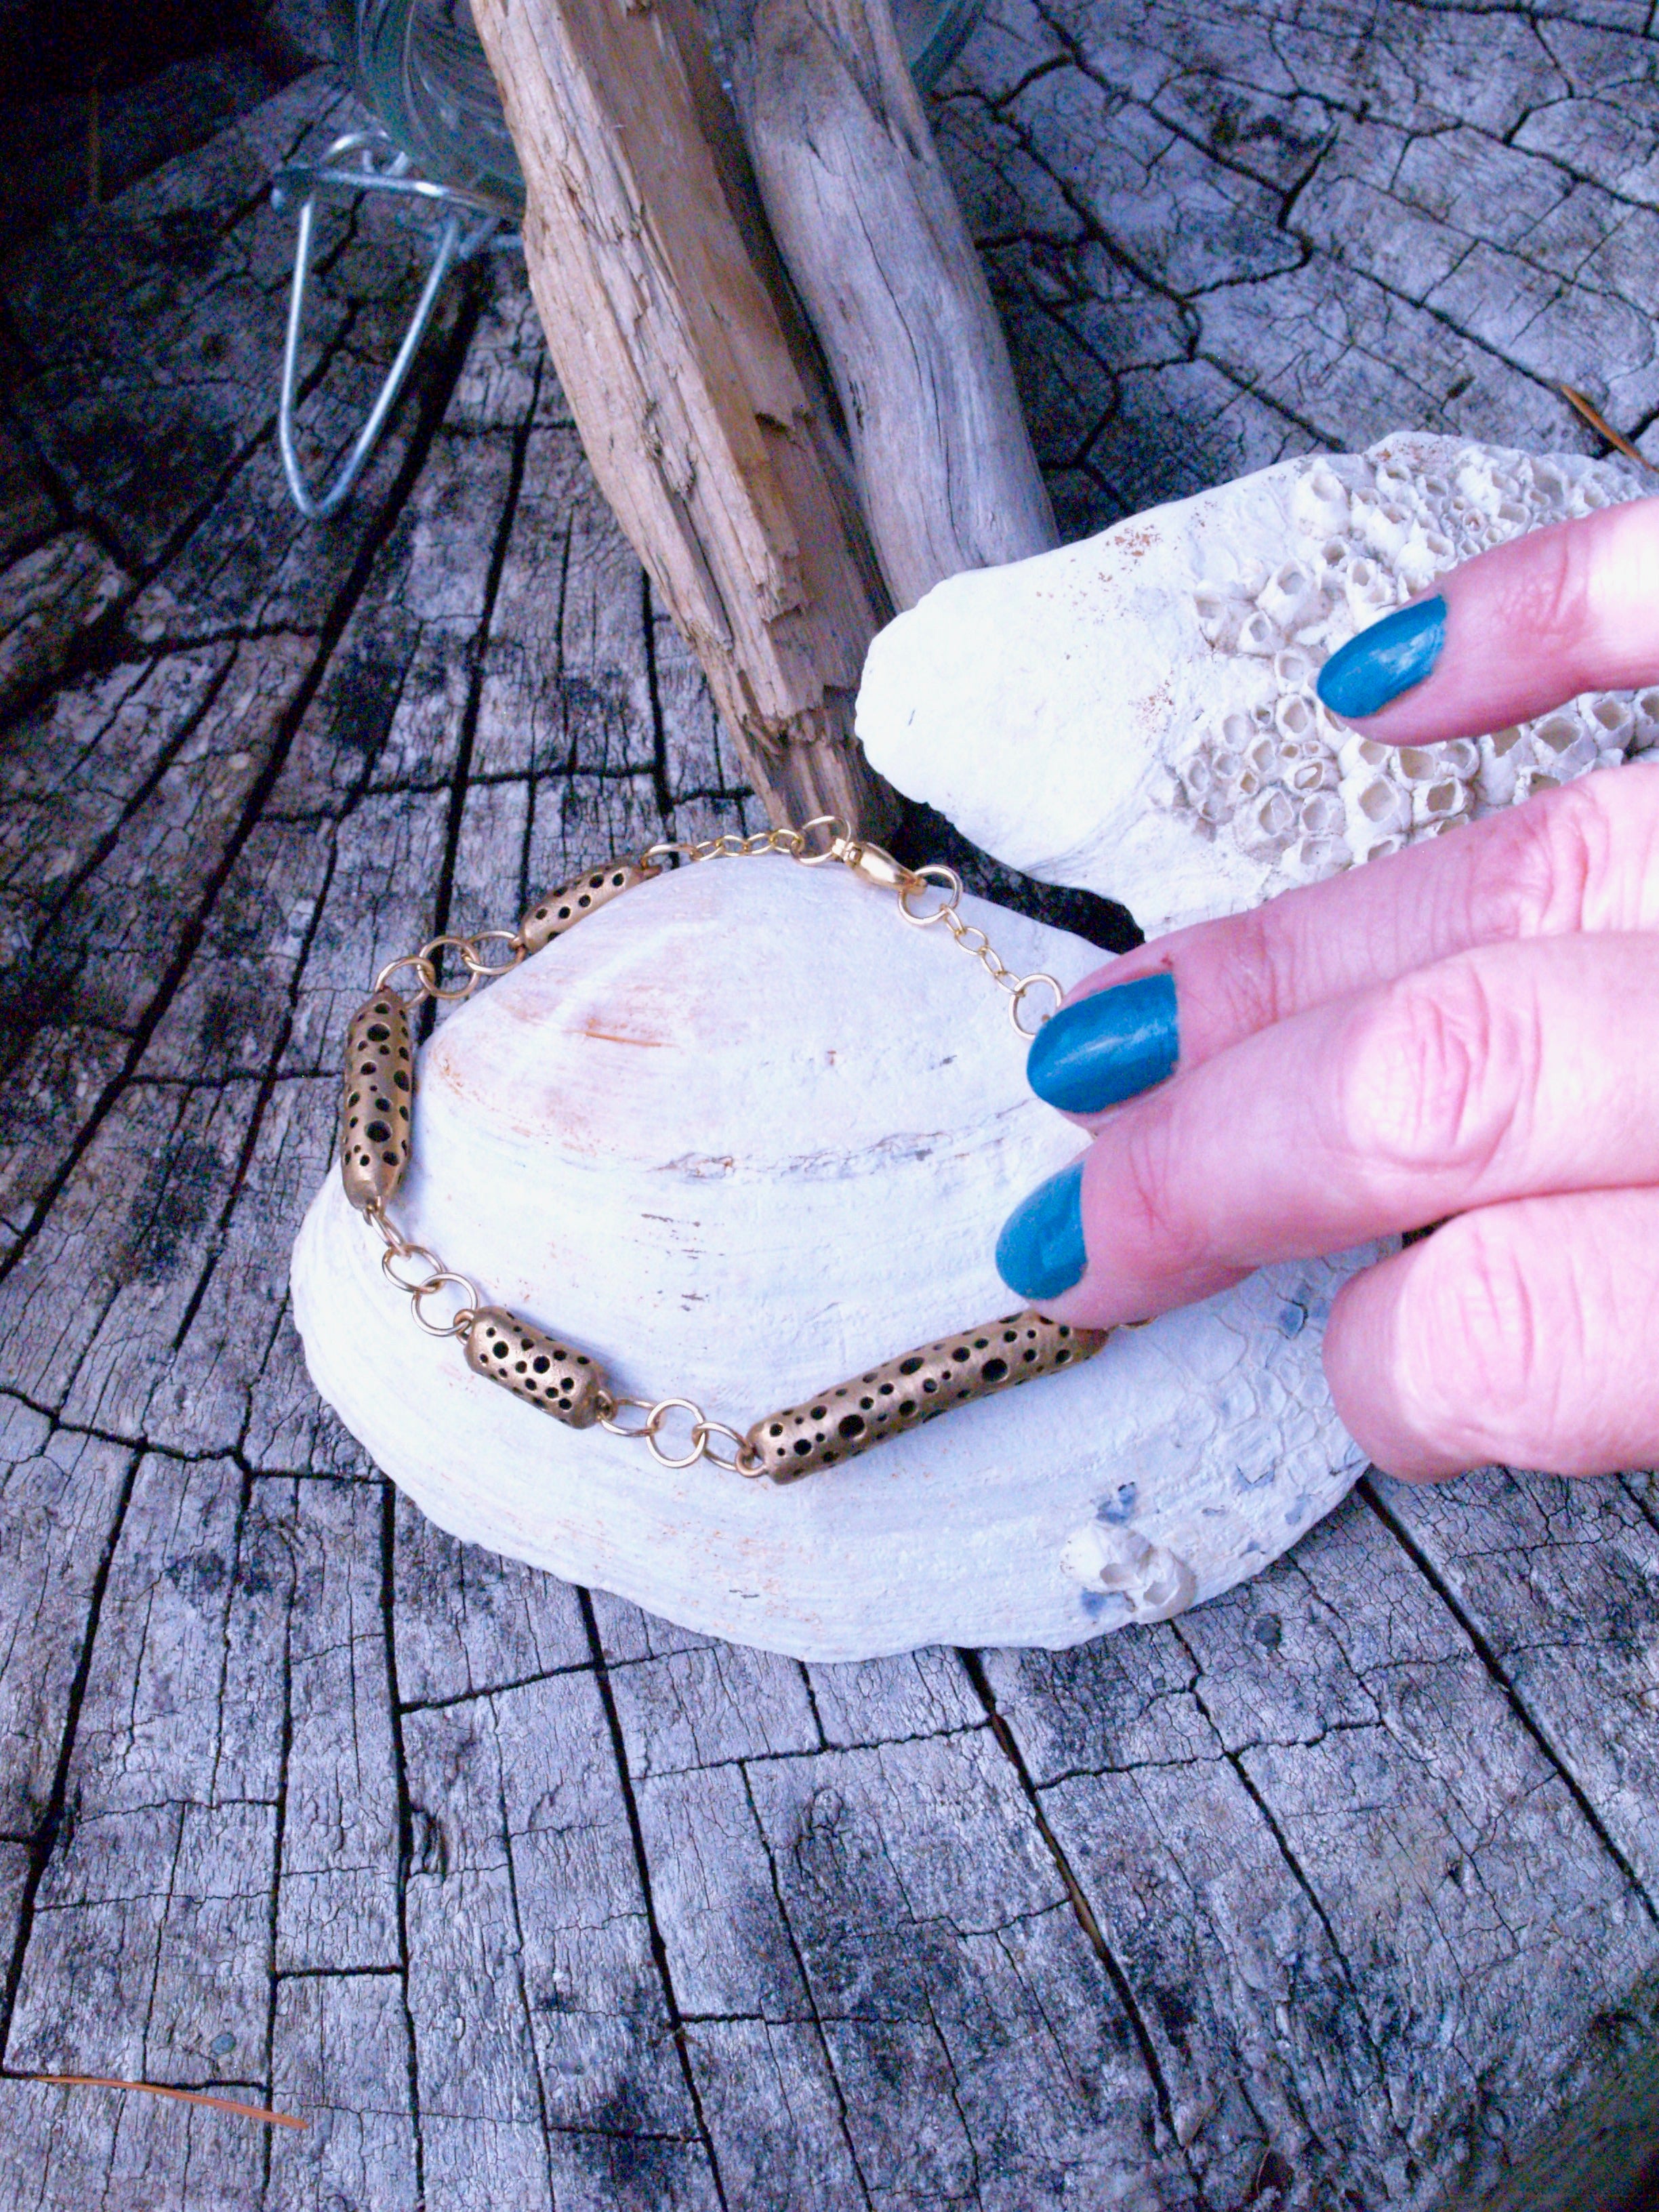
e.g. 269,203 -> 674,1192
1046,495 -> 1659,1481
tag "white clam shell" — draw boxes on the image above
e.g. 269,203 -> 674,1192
292,859 -> 1372,1660
856,432 -> 1656,935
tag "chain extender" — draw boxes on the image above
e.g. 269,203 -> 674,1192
341,819 -> 1097,1480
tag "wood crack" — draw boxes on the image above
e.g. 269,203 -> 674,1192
733,1757 -> 878,2209
0,291 -> 479,1307
576,1588 -> 732,2208
0,1447 -> 139,2061
378,1480 -> 428,2205
956,1649 -> 1184,2156
1360,1475 -> 1659,1923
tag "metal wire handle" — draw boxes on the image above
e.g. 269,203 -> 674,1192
271,129 -> 509,520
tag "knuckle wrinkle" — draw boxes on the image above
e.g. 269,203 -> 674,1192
1118,1105 -> 1197,1271
1395,1216 -> 1542,1459
1337,966 -> 1511,1177
1216,905 -> 1292,1036
1465,779 -> 1606,943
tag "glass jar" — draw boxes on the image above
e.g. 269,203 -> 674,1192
345,0 -> 981,218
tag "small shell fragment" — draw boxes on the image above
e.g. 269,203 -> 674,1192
340,995 -> 413,1211
464,1307 -> 606,1429
1061,1523 -> 1196,1624
519,861 -> 655,954
745,1309 -> 1109,1482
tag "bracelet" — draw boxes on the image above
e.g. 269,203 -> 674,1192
338,816 -> 1110,1481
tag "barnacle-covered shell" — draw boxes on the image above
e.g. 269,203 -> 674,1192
292,859 -> 1375,1660
857,432 -> 1656,935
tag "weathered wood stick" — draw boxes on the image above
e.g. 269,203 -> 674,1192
470,0 -> 893,832
720,0 -> 1057,607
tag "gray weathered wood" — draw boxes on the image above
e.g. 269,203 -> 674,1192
0,532 -> 129,720
723,0 -> 1058,606
266,1971 -> 421,2212
984,1489 -> 1659,2205
394,1492 -> 592,1707
3,13 -> 1659,2205
0,1412 -> 132,1835
6,1452 -> 284,2084
1462,2035 -> 1659,2212
276,1478 -> 401,1973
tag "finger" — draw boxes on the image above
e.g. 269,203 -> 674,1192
1025,768 -> 1659,1120
1315,495 -> 1659,744
999,932 -> 1659,1326
1323,1187 -> 1659,1479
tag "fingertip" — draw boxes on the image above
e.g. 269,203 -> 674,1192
1026,970 -> 1179,1115
994,1156 -> 1088,1303
1315,594 -> 1447,724
1322,1253 -> 1471,1481
1315,499 -> 1659,747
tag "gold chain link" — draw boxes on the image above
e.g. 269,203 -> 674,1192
595,1393 -> 759,1473
893,863 -> 1064,1033
376,924 -> 528,1008
357,821 -> 1061,1473
365,1201 -> 481,1338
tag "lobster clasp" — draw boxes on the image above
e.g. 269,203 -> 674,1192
836,837 -> 920,893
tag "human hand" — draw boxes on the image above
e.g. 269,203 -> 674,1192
992,495 -> 1659,1481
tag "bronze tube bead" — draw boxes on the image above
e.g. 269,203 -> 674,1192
464,1307 -> 607,1429
745,1309 -> 1110,1481
518,861 -> 656,954
340,994 -> 413,1211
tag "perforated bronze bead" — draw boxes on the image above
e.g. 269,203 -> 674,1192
518,861 -> 655,954
464,1307 -> 606,1429
744,1309 -> 1110,1482
340,994 -> 413,1211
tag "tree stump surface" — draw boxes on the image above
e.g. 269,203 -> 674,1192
1,9 -> 1658,2207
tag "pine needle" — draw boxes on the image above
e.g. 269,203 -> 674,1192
1558,383 -> 1656,471
24,2072 -> 308,2131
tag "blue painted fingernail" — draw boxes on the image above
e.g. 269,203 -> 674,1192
1316,593 -> 1447,719
1027,972 -> 1177,1113
996,1158 -> 1088,1302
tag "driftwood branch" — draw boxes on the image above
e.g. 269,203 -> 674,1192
472,0 -> 893,831
721,0 -> 1057,607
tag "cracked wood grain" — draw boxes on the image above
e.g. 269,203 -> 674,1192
274,1477 -> 401,1974
392,1494 -> 591,1709
590,1602 -> 1189,2208
0,1412 -> 133,1836
3,23 -> 1659,2210
0,533 -> 131,722
1361,1469 -> 1659,1899
266,1971 -> 419,2212
935,0 -> 1659,538
741,1717 -> 1183,2206
5,1452 -> 285,2085
403,1669 -> 723,2211
0,2075 -> 266,2211
981,1491 -> 1659,2208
